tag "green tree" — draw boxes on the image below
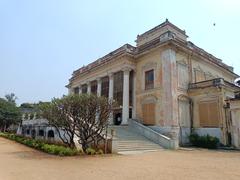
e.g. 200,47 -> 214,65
0,98 -> 21,132
5,93 -> 17,104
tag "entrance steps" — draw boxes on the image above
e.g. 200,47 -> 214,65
109,125 -> 163,154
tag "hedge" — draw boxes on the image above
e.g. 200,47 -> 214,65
0,132 -> 81,156
189,133 -> 219,149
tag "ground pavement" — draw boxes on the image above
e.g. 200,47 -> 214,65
0,137 -> 240,180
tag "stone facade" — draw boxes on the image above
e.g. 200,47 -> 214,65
229,98 -> 240,148
67,19 -> 240,146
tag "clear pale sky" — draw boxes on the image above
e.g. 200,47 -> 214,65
0,0 -> 240,105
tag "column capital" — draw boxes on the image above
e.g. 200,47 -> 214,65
96,77 -> 102,83
86,81 -> 91,85
122,67 -> 132,73
108,72 -> 114,78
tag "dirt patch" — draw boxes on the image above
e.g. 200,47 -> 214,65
1,137 -> 240,180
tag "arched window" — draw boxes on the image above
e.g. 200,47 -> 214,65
48,130 -> 54,138
38,130 -> 44,136
26,129 -> 30,135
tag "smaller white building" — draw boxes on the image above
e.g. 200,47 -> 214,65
17,116 -> 64,143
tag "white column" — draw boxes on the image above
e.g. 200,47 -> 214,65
122,68 -> 131,124
108,73 -> 114,100
108,73 -> 114,124
97,78 -> 102,97
87,81 -> 91,94
132,71 -> 136,119
68,88 -> 72,95
79,85 -> 82,95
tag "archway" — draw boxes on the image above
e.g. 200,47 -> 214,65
47,130 -> 55,138
38,129 -> 45,137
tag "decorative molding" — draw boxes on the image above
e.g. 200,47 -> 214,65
177,58 -> 188,66
142,62 -> 157,71
198,96 -> 219,103
141,95 -> 158,104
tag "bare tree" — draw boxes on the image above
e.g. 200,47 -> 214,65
74,95 -> 112,152
39,99 -> 77,148
40,94 -> 112,152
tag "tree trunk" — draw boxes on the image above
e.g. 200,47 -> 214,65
3,124 -> 7,132
69,138 -> 76,149
81,142 -> 89,153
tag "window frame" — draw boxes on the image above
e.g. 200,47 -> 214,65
145,69 -> 154,90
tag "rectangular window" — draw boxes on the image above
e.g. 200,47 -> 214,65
82,84 -> 88,94
145,69 -> 154,90
114,71 -> 123,106
101,76 -> 109,98
74,87 -> 79,94
91,81 -> 97,95
199,101 -> 219,127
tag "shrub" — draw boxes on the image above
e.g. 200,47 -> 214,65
96,149 -> 104,155
85,148 -> 104,155
86,147 -> 96,155
0,133 -> 81,156
189,133 -> 219,149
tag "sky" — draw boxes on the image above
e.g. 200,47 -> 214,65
0,0 -> 240,105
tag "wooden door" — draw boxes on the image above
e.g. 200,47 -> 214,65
142,103 -> 155,125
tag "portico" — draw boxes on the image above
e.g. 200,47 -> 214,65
72,65 -> 135,125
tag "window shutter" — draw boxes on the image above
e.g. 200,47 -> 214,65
199,101 -> 219,127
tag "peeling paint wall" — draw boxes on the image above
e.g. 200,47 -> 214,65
191,57 -> 234,83
135,48 -> 162,125
230,100 -> 240,148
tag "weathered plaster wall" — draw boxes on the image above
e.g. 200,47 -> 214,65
136,24 -> 187,47
188,87 -> 226,144
189,87 -> 222,127
191,57 -> 234,83
135,48 -> 162,125
194,128 -> 222,139
230,100 -> 240,148
161,49 -> 178,127
135,47 -> 179,131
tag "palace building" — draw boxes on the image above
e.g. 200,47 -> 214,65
66,19 -> 240,148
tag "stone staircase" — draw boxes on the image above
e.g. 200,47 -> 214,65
109,125 -> 163,154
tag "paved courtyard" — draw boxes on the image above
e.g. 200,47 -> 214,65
0,137 -> 240,180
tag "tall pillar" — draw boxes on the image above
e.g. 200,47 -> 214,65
87,81 -> 91,94
122,68 -> 131,124
79,85 -> 82,95
97,78 -> 102,97
161,49 -> 179,148
108,73 -> 114,100
132,71 -> 136,119
108,73 -> 114,124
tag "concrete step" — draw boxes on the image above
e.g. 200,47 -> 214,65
109,125 -> 163,154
